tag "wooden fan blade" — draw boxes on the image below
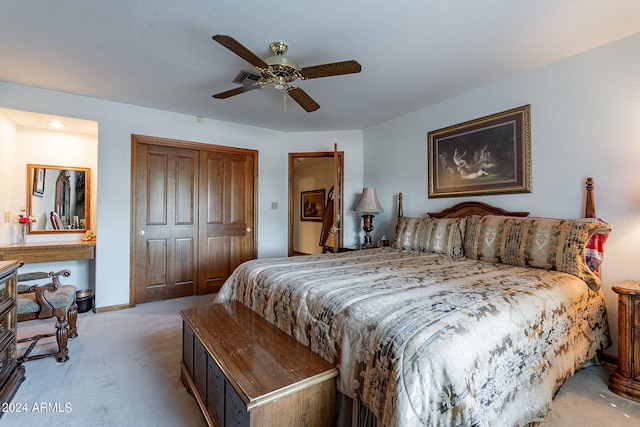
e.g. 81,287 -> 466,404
212,34 -> 269,69
212,85 -> 259,99
300,60 -> 361,79
287,87 -> 320,112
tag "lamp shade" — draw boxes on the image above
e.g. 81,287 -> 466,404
354,188 -> 384,213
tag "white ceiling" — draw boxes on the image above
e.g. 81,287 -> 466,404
0,108 -> 99,135
1,1 -> 639,132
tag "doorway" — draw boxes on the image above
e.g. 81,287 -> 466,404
288,149 -> 344,256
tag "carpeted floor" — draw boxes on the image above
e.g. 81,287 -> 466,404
3,294 -> 640,426
542,362 -> 640,426
4,295 -> 212,427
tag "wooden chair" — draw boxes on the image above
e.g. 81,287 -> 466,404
16,269 -> 78,363
50,211 -> 63,230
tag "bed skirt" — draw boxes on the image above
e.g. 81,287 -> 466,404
336,392 -> 542,427
336,392 -> 378,427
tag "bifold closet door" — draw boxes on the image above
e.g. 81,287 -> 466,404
134,143 -> 199,303
198,150 -> 256,294
133,135 -> 257,303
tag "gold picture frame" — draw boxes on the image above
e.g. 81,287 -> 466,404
428,105 -> 531,198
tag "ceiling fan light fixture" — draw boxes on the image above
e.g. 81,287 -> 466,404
274,77 -> 287,90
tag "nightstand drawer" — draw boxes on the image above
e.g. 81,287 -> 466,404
635,299 -> 640,326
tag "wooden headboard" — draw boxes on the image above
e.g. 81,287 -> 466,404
397,177 -> 596,219
427,202 -> 528,218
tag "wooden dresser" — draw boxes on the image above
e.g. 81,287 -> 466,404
181,302 -> 337,427
609,280 -> 640,402
0,260 -> 25,413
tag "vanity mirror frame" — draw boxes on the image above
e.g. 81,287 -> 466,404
26,164 -> 91,234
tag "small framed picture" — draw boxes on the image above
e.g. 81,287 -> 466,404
300,189 -> 325,221
33,167 -> 46,196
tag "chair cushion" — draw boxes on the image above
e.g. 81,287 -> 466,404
17,285 -> 77,316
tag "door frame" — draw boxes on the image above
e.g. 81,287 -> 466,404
130,134 -> 258,306
288,151 -> 344,256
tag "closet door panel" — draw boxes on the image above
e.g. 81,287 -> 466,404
199,152 -> 255,294
134,142 -> 198,302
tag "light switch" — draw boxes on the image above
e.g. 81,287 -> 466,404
4,212 -> 10,223
271,202 -> 278,210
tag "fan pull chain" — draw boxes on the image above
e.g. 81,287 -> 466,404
283,93 -> 287,113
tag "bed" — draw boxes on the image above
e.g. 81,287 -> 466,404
214,179 -> 611,427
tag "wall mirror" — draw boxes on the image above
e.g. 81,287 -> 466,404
27,164 -> 91,234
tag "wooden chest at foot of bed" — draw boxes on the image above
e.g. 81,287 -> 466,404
181,301 -> 338,427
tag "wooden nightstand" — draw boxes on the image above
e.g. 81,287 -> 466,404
609,280 -> 640,402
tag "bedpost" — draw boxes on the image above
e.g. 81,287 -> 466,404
585,178 -> 596,218
398,192 -> 404,218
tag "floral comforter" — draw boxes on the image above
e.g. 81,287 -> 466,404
215,248 -> 610,426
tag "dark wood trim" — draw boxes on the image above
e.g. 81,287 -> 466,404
95,303 -> 133,313
427,201 -> 529,218
131,134 -> 258,156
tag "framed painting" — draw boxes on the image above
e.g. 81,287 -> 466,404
32,167 -> 46,197
428,105 -> 531,198
300,189 -> 325,221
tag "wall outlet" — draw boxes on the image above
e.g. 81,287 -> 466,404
4,212 -> 10,223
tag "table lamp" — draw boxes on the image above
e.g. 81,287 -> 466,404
354,188 -> 384,249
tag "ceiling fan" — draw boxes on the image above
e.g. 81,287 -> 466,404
212,34 -> 362,112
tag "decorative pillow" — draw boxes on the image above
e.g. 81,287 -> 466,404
577,217 -> 610,277
464,215 -> 612,290
394,216 -> 466,258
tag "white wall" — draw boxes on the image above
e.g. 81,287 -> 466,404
14,127 -> 98,235
1,125 -> 99,290
363,33 -> 640,357
0,83 -> 364,309
0,112 -> 18,243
